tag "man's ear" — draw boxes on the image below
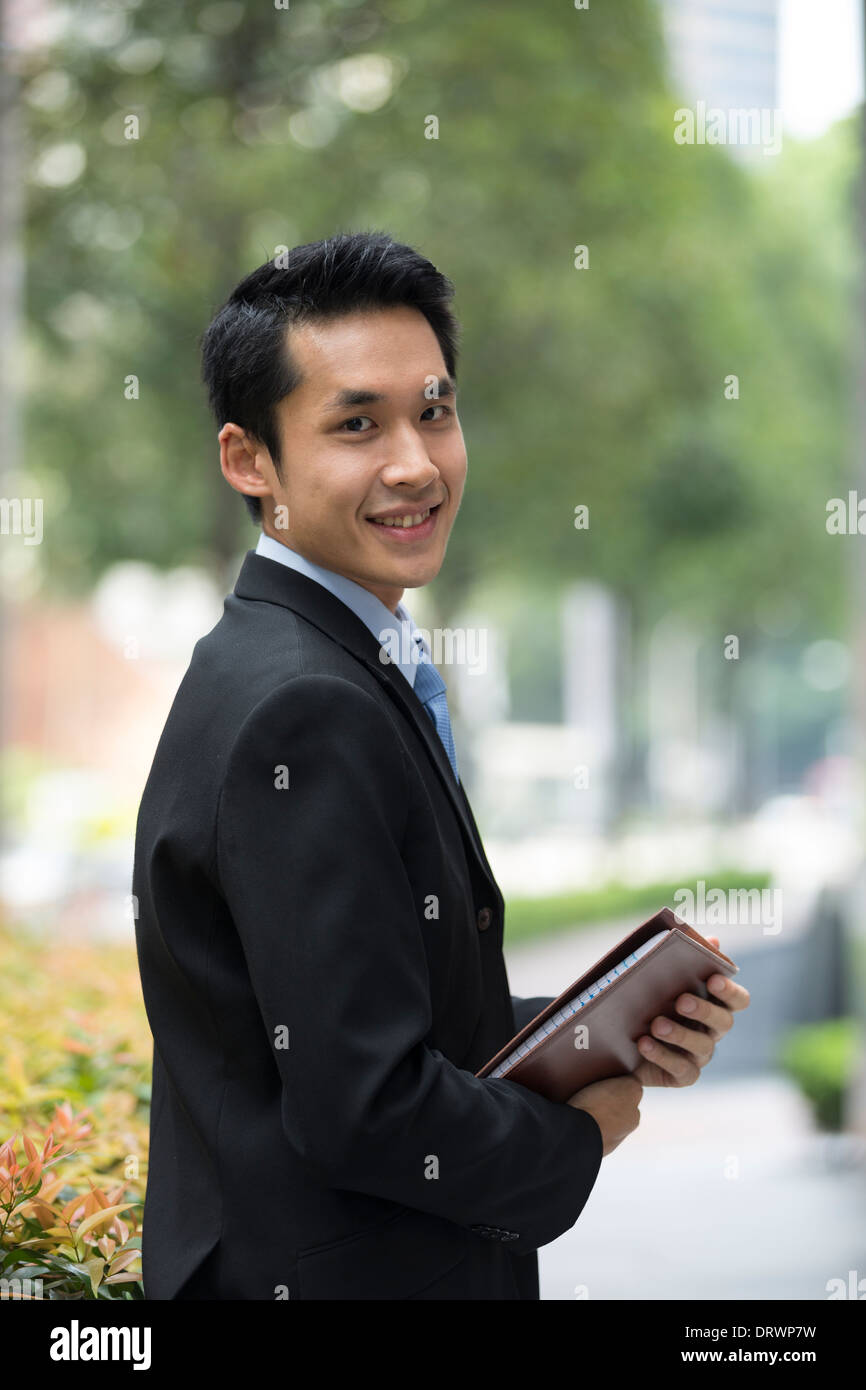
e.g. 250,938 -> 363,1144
218,423 -> 272,506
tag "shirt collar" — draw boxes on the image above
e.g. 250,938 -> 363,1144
255,531 -> 426,689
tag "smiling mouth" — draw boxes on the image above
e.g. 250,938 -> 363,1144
367,503 -> 442,530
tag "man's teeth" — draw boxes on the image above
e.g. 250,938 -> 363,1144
372,508 -> 431,528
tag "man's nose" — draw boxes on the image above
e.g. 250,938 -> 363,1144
379,425 -> 440,487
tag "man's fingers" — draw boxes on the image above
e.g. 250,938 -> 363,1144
648,1014 -> 715,1065
673,982 -> 749,1036
672,993 -> 733,1041
633,943 -> 750,1084
703,942 -> 751,1014
706,974 -> 751,1012
637,1034 -> 703,1086
651,1014 -> 716,1062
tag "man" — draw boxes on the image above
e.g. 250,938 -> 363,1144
132,231 -> 750,1301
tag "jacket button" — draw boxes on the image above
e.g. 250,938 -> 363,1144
471,1223 -> 520,1242
476,907 -> 493,931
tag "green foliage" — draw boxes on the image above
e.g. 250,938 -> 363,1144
504,869 -> 771,943
777,1017 -> 859,1132
0,1117 -> 143,1300
0,922 -> 150,1297
20,0 -> 854,643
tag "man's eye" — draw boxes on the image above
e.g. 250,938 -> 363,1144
338,405 -> 452,433
339,415 -> 375,433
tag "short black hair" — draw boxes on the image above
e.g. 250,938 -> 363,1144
199,230 -> 461,524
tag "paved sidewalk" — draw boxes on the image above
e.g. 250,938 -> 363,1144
504,923 -> 866,1301
539,1073 -> 866,1300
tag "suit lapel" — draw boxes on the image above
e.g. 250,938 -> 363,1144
356,650 -> 501,892
234,552 -> 497,892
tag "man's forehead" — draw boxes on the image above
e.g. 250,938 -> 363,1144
280,313 -> 452,407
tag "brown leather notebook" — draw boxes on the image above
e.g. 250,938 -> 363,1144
476,907 -> 739,1103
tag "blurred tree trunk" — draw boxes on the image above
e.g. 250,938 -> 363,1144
0,0 -> 24,850
854,10 -> 866,778
846,1 -> 866,1137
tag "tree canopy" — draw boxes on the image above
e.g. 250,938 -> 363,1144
19,0 -> 854,639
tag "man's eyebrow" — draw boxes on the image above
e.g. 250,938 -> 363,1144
321,377 -> 457,412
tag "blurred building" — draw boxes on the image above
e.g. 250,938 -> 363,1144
658,0 -> 780,162
659,0 -> 779,108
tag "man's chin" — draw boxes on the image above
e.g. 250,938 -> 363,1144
360,546 -> 444,585
392,557 -> 443,591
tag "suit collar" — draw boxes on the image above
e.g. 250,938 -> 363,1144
233,551 -> 500,895
254,532 -> 424,692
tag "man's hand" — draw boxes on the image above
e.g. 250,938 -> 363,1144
631,935 -> 751,1088
567,1075 -> 643,1157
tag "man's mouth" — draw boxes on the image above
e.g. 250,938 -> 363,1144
365,502 -> 442,537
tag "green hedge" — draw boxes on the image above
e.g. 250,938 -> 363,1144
503,870 -> 772,944
778,1018 -> 859,1131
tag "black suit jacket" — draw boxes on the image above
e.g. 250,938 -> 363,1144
132,550 -> 603,1300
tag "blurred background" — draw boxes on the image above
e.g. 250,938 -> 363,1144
0,0 -> 864,1300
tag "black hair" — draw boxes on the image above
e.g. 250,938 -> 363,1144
199,230 -> 461,524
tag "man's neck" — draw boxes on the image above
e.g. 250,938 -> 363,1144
260,526 -> 404,614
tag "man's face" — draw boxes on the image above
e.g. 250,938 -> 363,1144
223,305 -> 467,613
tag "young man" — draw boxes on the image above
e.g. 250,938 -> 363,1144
132,231 -> 749,1301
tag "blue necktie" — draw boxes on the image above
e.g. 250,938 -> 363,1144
411,636 -> 460,783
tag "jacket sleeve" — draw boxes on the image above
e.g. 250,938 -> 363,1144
510,995 -> 557,1033
216,674 -> 603,1254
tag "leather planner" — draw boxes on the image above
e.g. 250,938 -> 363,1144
476,907 -> 739,1103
